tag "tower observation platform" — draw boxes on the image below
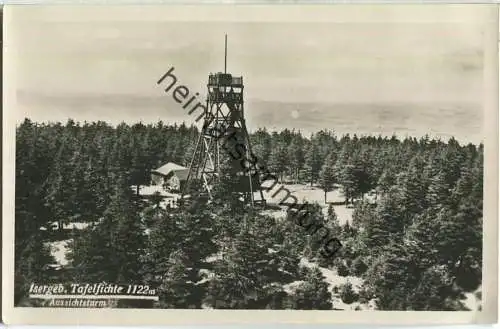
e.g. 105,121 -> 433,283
181,36 -> 266,207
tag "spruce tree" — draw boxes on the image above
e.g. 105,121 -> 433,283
435,202 -> 482,291
318,152 -> 336,203
339,281 -> 358,304
363,243 -> 420,310
326,204 -> 341,235
211,154 -> 244,211
361,193 -> 402,251
129,138 -> 149,195
44,143 -> 73,231
68,176 -> 146,285
157,250 -> 204,308
80,158 -> 104,222
426,171 -> 450,210
204,223 -> 291,309
304,142 -> 322,186
338,164 -> 357,204
176,208 -> 217,285
396,157 -> 427,217
410,265 -> 460,311
15,228 -> 55,305
287,137 -> 305,183
377,169 -> 395,197
268,142 -> 288,182
351,200 -> 373,230
404,210 -> 440,269
450,167 -> 475,210
204,228 -> 266,308
288,267 -> 332,310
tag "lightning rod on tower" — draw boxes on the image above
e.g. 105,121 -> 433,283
224,34 -> 227,74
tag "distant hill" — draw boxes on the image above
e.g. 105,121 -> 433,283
16,91 -> 482,144
245,99 -> 483,145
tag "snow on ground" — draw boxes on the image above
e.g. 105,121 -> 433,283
259,183 -> 345,204
136,185 -> 181,209
324,204 -> 354,226
300,258 -> 364,292
463,287 -> 481,311
45,239 -> 71,266
45,185 -> 475,312
44,222 -> 96,266
256,181 -> 358,307
260,208 -> 288,220
298,257 -> 372,310
158,199 -> 178,209
63,222 -> 92,230
256,183 -> 355,225
136,185 -> 180,199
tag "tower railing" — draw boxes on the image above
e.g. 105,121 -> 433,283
208,73 -> 243,87
207,92 -> 243,103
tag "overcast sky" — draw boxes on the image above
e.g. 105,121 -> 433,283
5,5 -> 491,134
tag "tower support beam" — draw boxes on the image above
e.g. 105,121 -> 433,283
181,37 -> 266,207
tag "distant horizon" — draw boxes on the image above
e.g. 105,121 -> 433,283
17,114 -> 483,147
9,5 -> 487,146
15,89 -> 483,145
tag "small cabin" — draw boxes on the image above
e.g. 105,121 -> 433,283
151,162 -> 189,191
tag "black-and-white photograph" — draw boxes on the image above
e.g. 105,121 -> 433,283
3,4 -> 498,325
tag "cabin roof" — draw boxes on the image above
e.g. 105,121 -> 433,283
152,162 -> 189,180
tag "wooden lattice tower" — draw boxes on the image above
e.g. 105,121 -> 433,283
181,35 -> 266,207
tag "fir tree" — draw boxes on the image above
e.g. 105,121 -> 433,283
68,176 -> 145,284
287,137 -> 305,183
288,267 -> 332,310
338,164 -> 357,204
426,171 -> 450,210
268,142 -> 288,182
13,119 -> 484,311
410,265 -> 461,311
364,244 -> 421,310
326,204 -> 341,235
204,224 -> 291,309
318,152 -> 336,203
157,250 -> 204,308
404,210 -> 441,270
15,229 -> 55,305
304,142 -> 322,186
361,194 -> 403,251
44,143 -> 73,231
435,202 -> 482,291
377,169 -> 395,197
396,157 -> 427,217
339,281 -> 358,304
